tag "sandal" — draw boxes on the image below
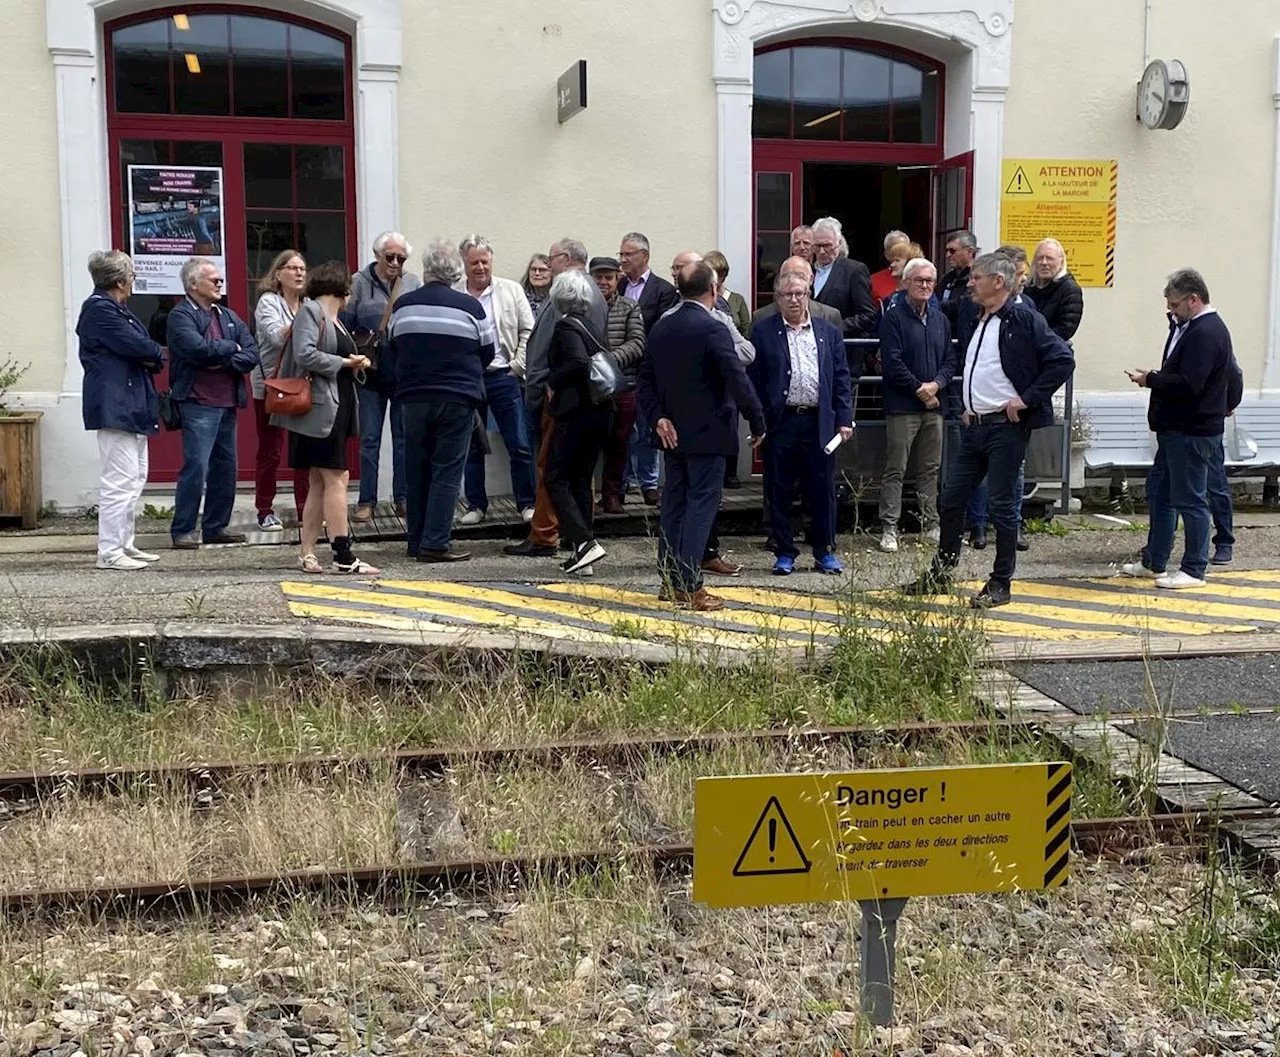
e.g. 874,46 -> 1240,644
298,553 -> 324,574
333,557 -> 381,575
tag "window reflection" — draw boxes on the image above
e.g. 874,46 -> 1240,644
110,14 -> 347,120
751,44 -> 939,143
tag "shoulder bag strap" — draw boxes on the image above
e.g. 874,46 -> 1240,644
567,315 -> 607,356
375,278 -> 400,339
273,304 -> 326,380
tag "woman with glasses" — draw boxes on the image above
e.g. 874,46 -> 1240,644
345,231 -> 421,523
520,253 -> 553,321
252,249 -> 310,530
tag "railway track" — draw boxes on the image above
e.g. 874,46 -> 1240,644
1,809 -> 1273,916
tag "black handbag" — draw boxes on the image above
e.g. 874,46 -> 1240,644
157,392 -> 181,432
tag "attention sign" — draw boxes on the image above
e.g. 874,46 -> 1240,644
999,158 -> 1117,288
693,763 -> 1072,908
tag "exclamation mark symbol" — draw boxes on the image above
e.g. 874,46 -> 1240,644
768,817 -> 777,863
941,781 -> 947,802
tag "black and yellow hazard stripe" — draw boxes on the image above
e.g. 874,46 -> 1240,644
1044,762 -> 1073,888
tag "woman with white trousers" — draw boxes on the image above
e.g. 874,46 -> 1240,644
75,250 -> 165,570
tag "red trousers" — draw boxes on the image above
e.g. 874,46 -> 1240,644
253,398 -> 310,519
601,389 -> 638,503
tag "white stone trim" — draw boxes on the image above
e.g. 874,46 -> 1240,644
42,0 -> 402,508
1266,35 -> 1280,390
712,0 -> 1013,291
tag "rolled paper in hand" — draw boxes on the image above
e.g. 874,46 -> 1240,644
824,432 -> 848,455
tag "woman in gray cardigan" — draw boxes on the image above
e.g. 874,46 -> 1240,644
252,250 -> 308,530
271,261 -> 377,575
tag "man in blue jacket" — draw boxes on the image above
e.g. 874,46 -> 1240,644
877,257 -> 954,553
1122,268 -> 1235,588
639,261 -> 765,611
748,271 -> 855,576
166,256 -> 259,549
905,253 -> 1074,608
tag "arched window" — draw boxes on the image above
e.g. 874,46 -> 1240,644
111,11 -> 346,120
752,44 -> 939,144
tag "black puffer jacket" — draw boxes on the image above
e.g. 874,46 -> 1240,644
1026,272 -> 1084,341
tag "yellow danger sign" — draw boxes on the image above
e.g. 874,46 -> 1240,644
1000,158 -> 1117,288
693,762 -> 1072,908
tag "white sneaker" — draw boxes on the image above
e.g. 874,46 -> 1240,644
521,507 -> 535,523
569,564 -> 594,577
458,508 -> 485,526
124,546 -> 160,563
1119,562 -> 1160,578
879,529 -> 899,553
96,553 -> 147,571
923,527 -> 941,544
563,540 -> 605,574
1156,570 -> 1207,590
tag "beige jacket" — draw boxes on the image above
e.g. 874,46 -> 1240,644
454,275 -> 535,379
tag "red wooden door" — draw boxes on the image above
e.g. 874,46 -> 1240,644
105,9 -> 357,484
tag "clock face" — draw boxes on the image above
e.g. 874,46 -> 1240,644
1139,61 -> 1169,129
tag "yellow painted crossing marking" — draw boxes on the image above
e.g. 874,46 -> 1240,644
282,570 -> 1280,647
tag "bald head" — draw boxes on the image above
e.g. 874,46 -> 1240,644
670,251 -> 702,285
779,255 -> 814,284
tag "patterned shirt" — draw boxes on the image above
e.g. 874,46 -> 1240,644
784,316 -> 820,407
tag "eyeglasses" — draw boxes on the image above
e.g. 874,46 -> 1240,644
383,254 -> 407,264
777,291 -> 808,300
550,251 -> 569,261
280,264 -> 306,272
207,277 -> 224,286
908,277 -> 936,286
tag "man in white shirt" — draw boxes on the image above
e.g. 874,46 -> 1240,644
905,253 -> 1074,608
454,235 -> 536,525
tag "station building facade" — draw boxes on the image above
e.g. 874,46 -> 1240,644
4,0 -> 1278,507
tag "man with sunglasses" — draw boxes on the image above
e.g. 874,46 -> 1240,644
347,231 -> 421,523
1122,268 -> 1237,588
166,256 -> 259,549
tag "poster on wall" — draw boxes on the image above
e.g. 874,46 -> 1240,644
127,166 -> 226,295
999,159 -> 1117,288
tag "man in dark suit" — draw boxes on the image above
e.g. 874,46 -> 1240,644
620,232 -> 679,505
810,217 -> 876,339
639,261 -> 766,612
749,271 -> 855,576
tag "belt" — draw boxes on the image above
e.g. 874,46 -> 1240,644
486,367 -> 511,376
784,404 -> 817,413
967,410 -> 1013,425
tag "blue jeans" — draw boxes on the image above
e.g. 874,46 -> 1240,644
172,402 -> 238,541
402,398 -> 474,554
936,419 -> 1031,590
1141,432 -> 1219,580
356,385 -> 406,505
968,463 -> 1025,529
1209,439 -> 1234,548
464,370 -> 536,512
627,405 -> 661,492
658,452 -> 725,594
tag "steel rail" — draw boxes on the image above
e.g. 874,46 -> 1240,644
1,810 -> 1274,916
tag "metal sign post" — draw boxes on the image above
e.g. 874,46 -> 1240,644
859,897 -> 908,1026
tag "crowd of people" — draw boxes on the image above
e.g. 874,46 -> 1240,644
71,212 -> 1240,608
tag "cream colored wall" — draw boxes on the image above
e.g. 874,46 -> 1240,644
1004,0 -> 1277,393
396,0 -> 719,284
0,3 -> 65,394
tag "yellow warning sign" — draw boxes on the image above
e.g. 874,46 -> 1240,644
1000,158 -> 1117,288
693,762 -> 1072,908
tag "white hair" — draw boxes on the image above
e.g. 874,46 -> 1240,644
902,257 -> 937,282
550,268 -> 595,316
459,234 -> 494,260
373,230 -> 412,257
88,249 -> 133,290
620,232 -> 650,255
811,217 -> 843,241
883,229 -> 910,251
421,239 -> 464,285
180,256 -> 215,292
554,238 -> 589,266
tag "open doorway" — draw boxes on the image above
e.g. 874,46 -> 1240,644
803,163 -> 932,270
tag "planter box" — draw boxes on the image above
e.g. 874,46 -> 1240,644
0,411 -> 42,528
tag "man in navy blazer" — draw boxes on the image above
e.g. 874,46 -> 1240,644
638,261 -> 765,611
748,271 -> 854,575
811,217 -> 877,339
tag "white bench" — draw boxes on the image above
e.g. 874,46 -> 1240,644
1082,392 -> 1280,507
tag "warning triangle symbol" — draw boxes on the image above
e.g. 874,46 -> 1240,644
1005,165 -> 1034,195
732,796 -> 812,877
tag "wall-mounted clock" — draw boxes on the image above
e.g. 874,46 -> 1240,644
1137,59 -> 1190,130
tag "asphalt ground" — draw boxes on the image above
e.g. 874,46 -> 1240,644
1120,712 -> 1280,804
1011,655 -> 1280,715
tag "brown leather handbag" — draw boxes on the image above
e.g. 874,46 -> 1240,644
351,276 -> 399,372
264,310 -> 327,416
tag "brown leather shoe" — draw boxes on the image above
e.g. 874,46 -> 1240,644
602,497 -> 625,515
701,556 -> 743,576
642,488 -> 661,507
353,503 -> 375,523
675,588 -> 725,612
